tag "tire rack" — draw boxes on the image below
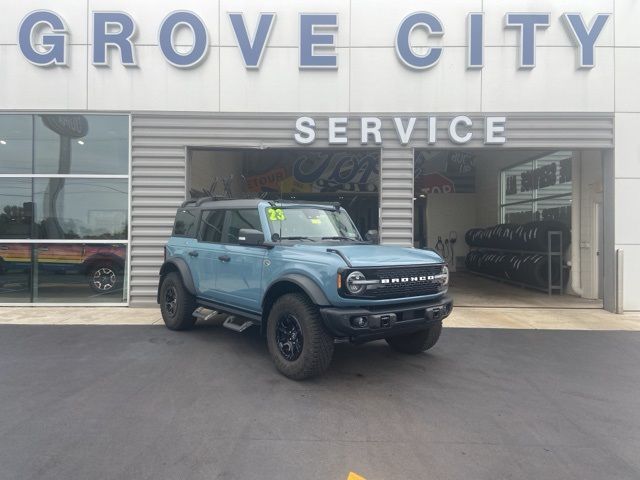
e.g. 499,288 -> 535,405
466,231 -> 565,296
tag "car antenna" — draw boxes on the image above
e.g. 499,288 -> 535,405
278,178 -> 284,242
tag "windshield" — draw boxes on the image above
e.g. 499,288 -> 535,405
265,207 -> 362,242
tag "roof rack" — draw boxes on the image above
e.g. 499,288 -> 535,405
196,196 -> 228,206
181,196 -> 269,208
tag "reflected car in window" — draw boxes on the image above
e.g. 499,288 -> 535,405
0,243 -> 126,294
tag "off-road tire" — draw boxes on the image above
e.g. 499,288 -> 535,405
159,272 -> 197,331
266,293 -> 334,380
385,322 -> 442,354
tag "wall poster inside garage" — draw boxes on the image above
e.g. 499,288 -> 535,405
414,151 -> 476,195
243,150 -> 380,195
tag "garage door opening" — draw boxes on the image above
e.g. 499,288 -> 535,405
414,149 -> 605,309
187,148 -> 380,235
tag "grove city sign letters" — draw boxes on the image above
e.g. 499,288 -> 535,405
294,116 -> 507,146
18,10 -> 610,70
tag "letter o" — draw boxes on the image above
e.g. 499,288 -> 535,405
159,11 -> 209,68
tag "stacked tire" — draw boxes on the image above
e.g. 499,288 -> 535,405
465,221 -> 570,251
464,221 -> 570,290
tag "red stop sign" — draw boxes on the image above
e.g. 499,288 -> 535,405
416,173 -> 455,194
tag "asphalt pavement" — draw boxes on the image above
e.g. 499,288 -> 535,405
1,323 -> 639,480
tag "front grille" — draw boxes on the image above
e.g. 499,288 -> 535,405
358,264 -> 444,300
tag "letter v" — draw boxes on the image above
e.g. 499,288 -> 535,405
393,117 -> 417,145
229,13 -> 276,69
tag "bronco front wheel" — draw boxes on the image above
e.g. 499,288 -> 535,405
266,293 -> 334,380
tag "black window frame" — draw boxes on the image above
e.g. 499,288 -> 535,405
224,208 -> 263,245
198,208 -> 227,244
172,208 -> 200,238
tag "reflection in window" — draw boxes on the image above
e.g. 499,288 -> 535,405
0,244 -> 32,302
0,113 -> 130,304
35,115 -> 129,175
35,243 -> 127,303
0,179 -> 33,239
34,179 -> 128,240
0,115 -> 33,174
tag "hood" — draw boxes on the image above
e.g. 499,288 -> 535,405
290,244 -> 444,267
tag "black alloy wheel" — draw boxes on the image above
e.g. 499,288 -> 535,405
275,313 -> 304,362
266,293 -> 334,380
164,285 -> 178,317
159,272 -> 197,331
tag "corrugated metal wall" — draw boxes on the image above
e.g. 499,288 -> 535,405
130,113 -> 614,306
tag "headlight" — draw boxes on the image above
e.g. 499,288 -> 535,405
346,271 -> 367,295
441,265 -> 449,286
431,265 -> 449,287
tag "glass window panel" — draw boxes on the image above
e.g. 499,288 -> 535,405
34,179 -> 128,240
503,203 -> 534,224
35,115 -> 129,175
535,196 -> 572,226
225,209 -> 262,244
501,152 -> 574,225
534,152 -> 572,197
173,208 -> 199,238
200,210 -> 225,243
0,243 -> 32,302
501,160 -> 535,205
0,115 -> 33,174
34,243 -> 127,303
0,179 -> 33,239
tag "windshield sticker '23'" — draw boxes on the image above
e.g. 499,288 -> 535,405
267,208 -> 286,221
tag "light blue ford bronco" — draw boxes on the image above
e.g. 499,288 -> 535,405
158,198 -> 452,379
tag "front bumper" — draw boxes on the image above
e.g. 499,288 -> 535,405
319,296 -> 453,343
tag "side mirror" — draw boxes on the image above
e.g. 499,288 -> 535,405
238,229 -> 264,246
366,229 -> 379,244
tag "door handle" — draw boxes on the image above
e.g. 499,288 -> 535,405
188,251 -> 199,257
218,255 -> 231,263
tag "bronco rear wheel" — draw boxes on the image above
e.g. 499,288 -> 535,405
266,293 -> 334,380
160,272 -> 197,331
385,322 -> 443,354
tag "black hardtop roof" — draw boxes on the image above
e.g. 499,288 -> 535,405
179,198 -> 340,211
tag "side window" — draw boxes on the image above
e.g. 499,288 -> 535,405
225,209 -> 262,244
200,210 -> 226,243
173,209 -> 198,237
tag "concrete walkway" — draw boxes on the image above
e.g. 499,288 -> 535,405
1,306 -> 639,330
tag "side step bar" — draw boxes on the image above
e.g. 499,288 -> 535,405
192,307 -> 219,321
222,316 -> 254,333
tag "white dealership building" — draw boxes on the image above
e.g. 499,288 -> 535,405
0,0 -> 637,314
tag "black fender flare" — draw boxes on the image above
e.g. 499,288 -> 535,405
262,274 -> 331,310
158,257 -> 197,303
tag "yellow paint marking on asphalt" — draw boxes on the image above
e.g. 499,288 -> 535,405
347,472 -> 367,480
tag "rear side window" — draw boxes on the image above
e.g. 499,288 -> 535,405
225,209 -> 262,244
173,209 -> 198,237
200,210 -> 226,243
